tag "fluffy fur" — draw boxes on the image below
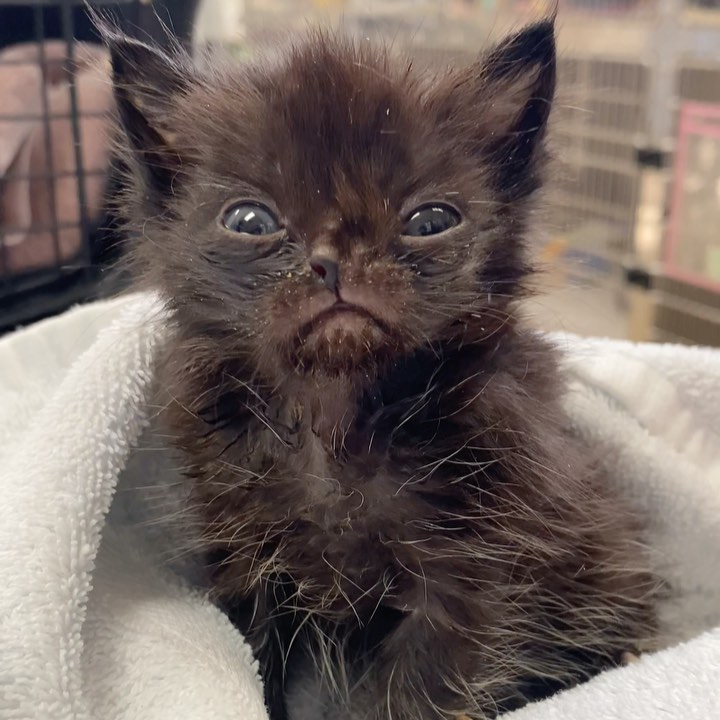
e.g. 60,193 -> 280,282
103,18 -> 658,720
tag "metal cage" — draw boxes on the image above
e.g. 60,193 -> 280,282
0,0 -> 197,334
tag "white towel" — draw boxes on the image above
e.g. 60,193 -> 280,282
0,292 -> 718,719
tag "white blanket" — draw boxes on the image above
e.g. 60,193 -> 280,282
0,292 -> 718,719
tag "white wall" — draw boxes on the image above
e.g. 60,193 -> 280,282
194,0 -> 246,43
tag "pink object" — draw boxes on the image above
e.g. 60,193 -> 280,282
665,101 -> 720,294
0,41 -> 113,275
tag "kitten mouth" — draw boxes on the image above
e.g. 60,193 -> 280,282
299,301 -> 391,340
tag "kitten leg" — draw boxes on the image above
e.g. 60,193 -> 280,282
369,612 -> 491,720
251,624 -> 290,720
223,594 -> 293,720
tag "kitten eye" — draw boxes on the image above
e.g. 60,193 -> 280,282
403,204 -> 461,237
222,203 -> 281,235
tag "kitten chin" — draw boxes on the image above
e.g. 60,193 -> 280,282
102,14 -> 660,720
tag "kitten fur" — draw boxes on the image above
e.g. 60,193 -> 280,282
103,17 -> 658,720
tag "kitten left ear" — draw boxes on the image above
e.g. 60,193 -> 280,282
433,19 -> 556,199
96,18 -> 193,197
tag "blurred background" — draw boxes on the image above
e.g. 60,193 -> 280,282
1,0 -> 719,346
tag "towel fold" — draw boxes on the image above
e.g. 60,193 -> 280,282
0,292 -> 718,720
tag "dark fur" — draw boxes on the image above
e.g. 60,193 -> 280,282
103,18 -> 657,720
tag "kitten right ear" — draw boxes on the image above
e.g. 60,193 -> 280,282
97,19 -> 192,197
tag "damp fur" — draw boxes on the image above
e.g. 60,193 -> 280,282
102,17 -> 659,720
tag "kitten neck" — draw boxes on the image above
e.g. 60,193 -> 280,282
275,373 -> 366,457
274,334 -> 506,458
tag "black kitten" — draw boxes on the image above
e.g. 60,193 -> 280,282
104,18 -> 658,720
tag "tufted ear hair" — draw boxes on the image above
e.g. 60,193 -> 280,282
430,19 -> 556,200
95,15 -> 195,199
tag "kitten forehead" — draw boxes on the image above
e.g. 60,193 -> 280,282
197,34 -> 428,190
162,23 -> 555,218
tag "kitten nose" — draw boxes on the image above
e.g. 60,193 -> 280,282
309,255 -> 340,292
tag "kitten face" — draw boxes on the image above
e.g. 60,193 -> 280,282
107,23 -> 555,380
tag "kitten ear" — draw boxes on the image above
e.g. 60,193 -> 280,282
97,18 -> 192,197
435,19 -> 556,199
